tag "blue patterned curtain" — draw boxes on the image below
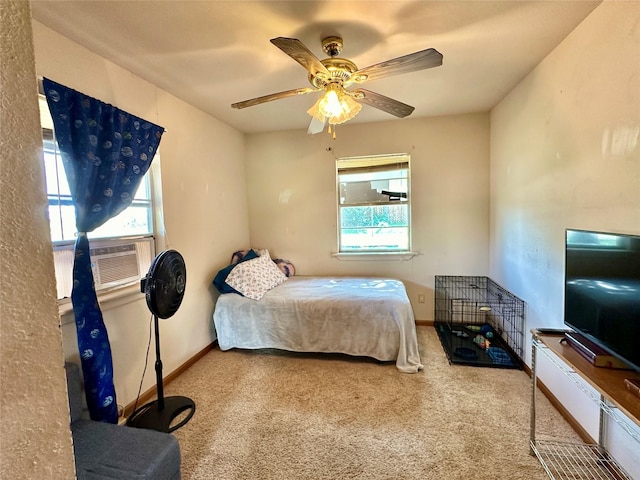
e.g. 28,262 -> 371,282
43,78 -> 164,423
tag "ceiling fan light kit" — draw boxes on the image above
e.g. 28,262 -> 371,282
232,35 -> 443,138
307,84 -> 362,123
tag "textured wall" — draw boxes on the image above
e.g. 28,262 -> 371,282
0,1 -> 75,478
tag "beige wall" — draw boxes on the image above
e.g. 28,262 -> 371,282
245,113 -> 491,320
0,1 -> 75,478
490,2 -> 639,475
32,20 -> 251,405
490,0 -> 639,361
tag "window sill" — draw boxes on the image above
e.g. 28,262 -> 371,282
58,282 -> 144,323
332,251 -> 421,261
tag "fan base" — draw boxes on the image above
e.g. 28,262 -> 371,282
127,396 -> 195,433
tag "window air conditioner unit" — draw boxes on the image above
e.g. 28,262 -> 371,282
90,243 -> 140,290
54,237 -> 155,299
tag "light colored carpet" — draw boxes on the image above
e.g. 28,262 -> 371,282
166,326 -> 578,479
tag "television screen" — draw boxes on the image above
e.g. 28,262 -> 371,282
564,229 -> 640,373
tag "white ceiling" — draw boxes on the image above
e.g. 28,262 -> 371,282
30,0 -> 601,134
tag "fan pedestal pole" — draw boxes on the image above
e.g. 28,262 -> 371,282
127,314 -> 195,433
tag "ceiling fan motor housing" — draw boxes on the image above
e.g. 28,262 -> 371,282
309,57 -> 359,89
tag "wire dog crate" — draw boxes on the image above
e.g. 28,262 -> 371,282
434,276 -> 525,369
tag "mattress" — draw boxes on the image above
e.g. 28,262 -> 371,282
213,276 -> 423,373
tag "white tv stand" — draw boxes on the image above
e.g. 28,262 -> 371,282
530,330 -> 640,479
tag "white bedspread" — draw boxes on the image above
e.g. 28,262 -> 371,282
213,276 -> 423,373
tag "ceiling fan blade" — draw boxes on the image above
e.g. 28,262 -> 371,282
307,115 -> 326,135
352,48 -> 443,83
232,87 -> 319,109
353,89 -> 415,118
270,37 -> 331,79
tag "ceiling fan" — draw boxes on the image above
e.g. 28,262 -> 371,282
231,36 -> 443,136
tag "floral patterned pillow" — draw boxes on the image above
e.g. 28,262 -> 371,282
213,249 -> 259,294
225,250 -> 287,300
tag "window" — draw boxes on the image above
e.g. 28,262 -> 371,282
39,95 -> 156,300
337,154 -> 411,252
42,130 -> 154,242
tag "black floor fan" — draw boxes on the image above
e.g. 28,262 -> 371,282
127,249 -> 196,433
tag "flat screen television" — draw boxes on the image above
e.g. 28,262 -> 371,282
564,228 -> 640,373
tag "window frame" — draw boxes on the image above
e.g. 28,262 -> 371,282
42,129 -> 155,244
335,153 -> 416,258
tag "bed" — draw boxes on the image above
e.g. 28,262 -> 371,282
212,273 -> 423,373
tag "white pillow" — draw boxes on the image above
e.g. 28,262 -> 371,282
225,250 -> 287,300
